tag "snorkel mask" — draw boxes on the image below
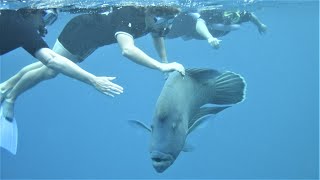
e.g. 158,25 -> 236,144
151,15 -> 176,37
154,15 -> 175,26
42,9 -> 58,26
153,15 -> 175,27
145,5 -> 180,36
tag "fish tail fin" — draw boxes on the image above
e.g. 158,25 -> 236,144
211,71 -> 246,105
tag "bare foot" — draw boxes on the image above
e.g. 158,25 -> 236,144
2,99 -> 14,121
0,88 -> 11,104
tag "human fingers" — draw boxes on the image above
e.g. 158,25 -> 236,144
104,91 -> 115,97
107,77 -> 116,81
259,25 -> 267,34
173,62 -> 185,76
209,39 -> 221,49
214,41 -> 220,49
107,88 -> 123,95
97,83 -> 123,96
180,66 -> 186,76
110,83 -> 124,93
105,77 -> 124,92
259,29 -> 266,35
102,85 -> 123,95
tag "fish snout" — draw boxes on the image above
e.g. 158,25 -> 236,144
150,151 -> 174,173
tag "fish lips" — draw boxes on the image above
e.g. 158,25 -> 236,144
150,151 -> 175,173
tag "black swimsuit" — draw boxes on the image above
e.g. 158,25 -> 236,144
58,6 -> 150,59
0,10 -> 48,57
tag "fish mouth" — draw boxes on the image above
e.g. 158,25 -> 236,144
150,151 -> 174,173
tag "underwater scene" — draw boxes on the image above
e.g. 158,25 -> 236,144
0,0 -> 319,179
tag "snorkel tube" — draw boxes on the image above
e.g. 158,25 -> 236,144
38,9 -> 58,37
42,9 -> 58,26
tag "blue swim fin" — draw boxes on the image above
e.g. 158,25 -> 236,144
0,105 -> 18,155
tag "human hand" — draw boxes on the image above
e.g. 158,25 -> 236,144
207,37 -> 221,49
258,23 -> 267,34
159,62 -> 185,76
93,76 -> 124,97
38,26 -> 48,37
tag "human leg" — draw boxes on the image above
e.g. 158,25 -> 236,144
2,40 -> 82,120
2,64 -> 59,120
0,62 -> 43,103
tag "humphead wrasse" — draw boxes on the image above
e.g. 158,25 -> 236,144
130,68 -> 246,173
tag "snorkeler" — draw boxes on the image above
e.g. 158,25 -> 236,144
166,9 -> 267,49
0,8 -> 123,154
0,6 -> 185,121
0,9 -> 125,113
197,9 -> 267,38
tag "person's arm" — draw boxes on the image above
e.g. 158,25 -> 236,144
195,18 -> 221,49
248,12 -> 267,34
116,32 -> 185,75
151,34 -> 168,63
35,48 -> 123,97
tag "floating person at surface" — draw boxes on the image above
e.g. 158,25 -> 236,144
130,68 -> 246,173
0,8 -> 123,154
0,9 -> 123,119
166,9 -> 267,50
197,9 -> 267,37
0,8 -> 125,112
0,5 -> 185,154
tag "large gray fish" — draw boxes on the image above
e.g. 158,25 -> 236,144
130,68 -> 246,173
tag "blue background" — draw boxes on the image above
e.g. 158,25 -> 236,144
0,1 -> 319,179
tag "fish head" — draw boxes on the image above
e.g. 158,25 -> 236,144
149,110 -> 188,173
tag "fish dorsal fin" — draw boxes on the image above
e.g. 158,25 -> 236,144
188,106 -> 230,134
128,120 -> 151,132
186,68 -> 221,82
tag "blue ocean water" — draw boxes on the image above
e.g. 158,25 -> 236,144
0,0 -> 319,179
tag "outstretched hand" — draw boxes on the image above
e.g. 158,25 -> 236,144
159,62 -> 185,76
208,37 -> 221,49
258,24 -> 268,34
93,76 -> 124,97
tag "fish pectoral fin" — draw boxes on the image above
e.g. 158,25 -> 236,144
211,71 -> 246,105
186,69 -> 246,105
182,142 -> 195,152
188,106 -> 230,134
128,120 -> 151,132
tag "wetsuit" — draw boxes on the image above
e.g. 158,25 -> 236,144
58,6 -> 163,60
0,10 -> 48,56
